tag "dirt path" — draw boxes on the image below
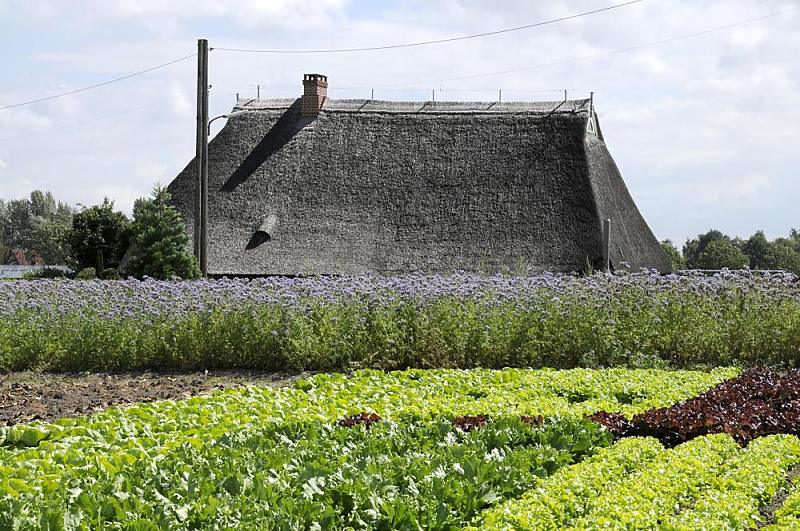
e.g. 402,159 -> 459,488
0,370 -> 304,425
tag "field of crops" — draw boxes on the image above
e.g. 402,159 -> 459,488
3,271 -> 800,528
5,366 -> 800,529
2,270 -> 799,372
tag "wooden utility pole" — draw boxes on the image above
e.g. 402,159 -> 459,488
193,41 -> 203,263
603,218 -> 612,272
195,38 -> 209,276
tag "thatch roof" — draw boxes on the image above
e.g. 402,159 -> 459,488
168,95 -> 670,275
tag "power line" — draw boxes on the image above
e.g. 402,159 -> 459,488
0,96 -> 183,142
329,87 -> 578,94
211,0 -> 645,54
0,54 -> 196,111
217,84 -> 576,94
352,5 -> 800,89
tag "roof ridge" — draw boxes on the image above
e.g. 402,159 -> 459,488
232,97 -> 592,115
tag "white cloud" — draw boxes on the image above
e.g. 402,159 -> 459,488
170,83 -> 193,118
0,179 -> 34,201
687,174 -> 772,205
135,162 -> 168,183
0,0 -> 798,243
34,0 -> 349,32
0,107 -> 53,136
0,158 -> 7,169
629,54 -> 672,77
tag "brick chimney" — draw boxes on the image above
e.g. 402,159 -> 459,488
302,73 -> 328,116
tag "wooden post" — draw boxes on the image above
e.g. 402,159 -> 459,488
193,39 -> 205,264
603,218 -> 612,272
195,38 -> 209,277
498,89 -> 502,102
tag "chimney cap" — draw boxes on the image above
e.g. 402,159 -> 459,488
303,73 -> 328,82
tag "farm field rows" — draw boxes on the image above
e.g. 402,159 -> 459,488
2,271 -> 800,528
477,432 -> 800,530
6,366 -> 800,529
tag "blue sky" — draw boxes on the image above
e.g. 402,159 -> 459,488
0,0 -> 798,244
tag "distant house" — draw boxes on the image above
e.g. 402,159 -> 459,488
0,265 -> 70,279
13,249 -> 43,266
168,74 -> 670,275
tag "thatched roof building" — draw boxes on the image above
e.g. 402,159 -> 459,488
168,74 -> 670,275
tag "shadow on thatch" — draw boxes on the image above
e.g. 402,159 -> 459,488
221,99 -> 314,192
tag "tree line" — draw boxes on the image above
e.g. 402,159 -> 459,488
0,187 -> 199,280
661,229 -> 800,273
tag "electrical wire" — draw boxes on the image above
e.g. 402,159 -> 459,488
0,96 -> 184,142
3,3 -> 796,143
211,0 -> 645,54
0,54 -> 196,111
350,5 -> 800,89
216,84 -> 576,94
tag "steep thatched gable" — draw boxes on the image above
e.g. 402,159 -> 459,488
168,95 -> 670,275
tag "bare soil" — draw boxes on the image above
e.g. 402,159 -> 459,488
0,370 -> 304,425
758,465 -> 800,527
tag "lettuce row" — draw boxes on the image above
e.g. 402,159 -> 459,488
474,434 -> 800,531
0,417 -> 609,530
0,367 -> 734,506
665,434 -> 800,530
568,433 -> 740,529
1,367 -> 736,452
472,436 -> 665,530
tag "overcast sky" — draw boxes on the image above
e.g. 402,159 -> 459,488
0,0 -> 797,244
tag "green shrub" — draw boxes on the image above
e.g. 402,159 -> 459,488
74,267 -> 96,280
22,267 -> 70,280
67,199 -> 130,272
99,267 -> 121,280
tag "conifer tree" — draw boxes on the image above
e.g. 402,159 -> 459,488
124,186 -> 200,280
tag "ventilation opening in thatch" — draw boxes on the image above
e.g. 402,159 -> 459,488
246,214 -> 278,250
246,231 -> 271,249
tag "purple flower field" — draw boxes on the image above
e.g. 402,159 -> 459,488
1,270 -> 798,372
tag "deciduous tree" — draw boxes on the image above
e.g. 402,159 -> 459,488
660,239 -> 686,271
683,230 -> 727,269
695,239 -> 749,270
67,199 -> 130,272
0,191 -> 74,264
